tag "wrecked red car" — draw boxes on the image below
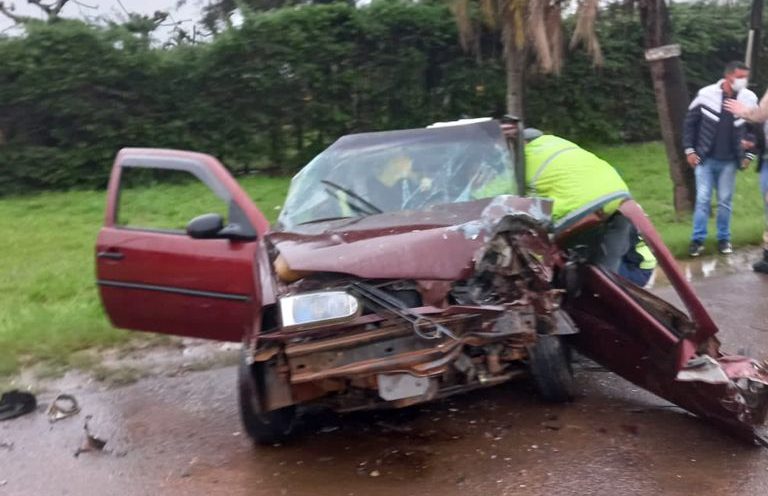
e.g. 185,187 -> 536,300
96,120 -> 768,446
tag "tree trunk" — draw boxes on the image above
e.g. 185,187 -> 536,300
747,0 -> 763,80
639,0 -> 695,217
505,46 -> 525,117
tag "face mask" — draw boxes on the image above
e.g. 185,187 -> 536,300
732,77 -> 748,92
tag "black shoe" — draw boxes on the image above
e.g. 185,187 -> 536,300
718,240 -> 733,255
754,249 -> 768,274
0,390 -> 36,421
688,241 -> 704,257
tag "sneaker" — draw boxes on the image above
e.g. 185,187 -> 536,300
754,250 -> 768,274
754,259 -> 768,274
717,240 -> 733,255
688,241 -> 704,257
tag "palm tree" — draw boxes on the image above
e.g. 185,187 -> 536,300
450,0 -> 602,117
452,0 -> 694,214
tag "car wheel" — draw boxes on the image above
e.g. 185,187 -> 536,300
527,334 -> 574,403
238,350 -> 296,445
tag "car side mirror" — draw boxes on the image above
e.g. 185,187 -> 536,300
186,213 -> 224,239
186,213 -> 258,241
217,222 -> 257,241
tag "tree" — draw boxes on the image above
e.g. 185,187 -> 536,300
179,0 -> 332,35
0,0 -> 70,23
638,0 -> 694,215
451,0 -> 603,117
452,0 -> 694,215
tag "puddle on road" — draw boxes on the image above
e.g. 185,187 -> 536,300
646,247 -> 762,288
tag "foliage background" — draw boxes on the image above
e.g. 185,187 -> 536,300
0,0 -> 763,195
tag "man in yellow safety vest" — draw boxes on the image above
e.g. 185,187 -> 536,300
474,127 -> 640,273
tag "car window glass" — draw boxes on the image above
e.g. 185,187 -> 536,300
117,167 -> 228,231
278,120 -> 514,228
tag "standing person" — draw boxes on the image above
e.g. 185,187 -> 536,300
684,61 -> 757,257
724,92 -> 768,273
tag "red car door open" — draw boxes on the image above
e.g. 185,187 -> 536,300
95,148 -> 270,342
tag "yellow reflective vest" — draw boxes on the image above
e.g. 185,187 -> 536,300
524,135 -> 630,229
635,238 -> 657,270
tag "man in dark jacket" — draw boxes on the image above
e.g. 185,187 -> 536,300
684,61 -> 757,257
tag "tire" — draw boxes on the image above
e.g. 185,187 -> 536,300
238,350 -> 296,445
528,334 -> 574,403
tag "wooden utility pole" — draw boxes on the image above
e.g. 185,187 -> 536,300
639,0 -> 695,216
505,46 -> 526,118
746,0 -> 763,78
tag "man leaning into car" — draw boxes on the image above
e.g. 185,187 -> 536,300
474,126 -> 632,272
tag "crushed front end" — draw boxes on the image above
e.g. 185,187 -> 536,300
249,197 -> 573,415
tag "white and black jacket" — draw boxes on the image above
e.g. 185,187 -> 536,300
683,79 -> 758,161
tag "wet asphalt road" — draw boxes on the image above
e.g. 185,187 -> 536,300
3,256 -> 768,496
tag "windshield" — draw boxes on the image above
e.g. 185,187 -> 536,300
278,120 -> 516,229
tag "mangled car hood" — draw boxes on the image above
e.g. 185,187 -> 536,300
268,196 -> 553,280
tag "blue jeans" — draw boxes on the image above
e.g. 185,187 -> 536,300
618,264 -> 653,287
691,157 -> 738,243
761,163 -> 768,249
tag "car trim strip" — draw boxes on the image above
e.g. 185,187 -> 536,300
97,280 -> 250,302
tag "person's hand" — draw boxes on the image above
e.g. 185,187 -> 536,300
724,98 -> 747,116
741,157 -> 752,170
686,152 -> 700,167
741,139 -> 756,151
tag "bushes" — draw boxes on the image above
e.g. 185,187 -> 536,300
0,1 -> 762,195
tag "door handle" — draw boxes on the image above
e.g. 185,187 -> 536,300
97,250 -> 124,261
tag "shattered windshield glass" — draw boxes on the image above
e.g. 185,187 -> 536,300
278,120 -> 516,229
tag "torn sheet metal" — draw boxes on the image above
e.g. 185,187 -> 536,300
269,196 -> 553,281
676,356 -> 731,384
566,199 -> 768,445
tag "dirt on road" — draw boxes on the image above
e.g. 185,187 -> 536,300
2,255 -> 768,496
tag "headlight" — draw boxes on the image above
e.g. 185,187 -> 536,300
279,291 -> 361,330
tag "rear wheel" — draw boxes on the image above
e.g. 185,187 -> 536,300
238,350 -> 296,445
528,334 -> 574,402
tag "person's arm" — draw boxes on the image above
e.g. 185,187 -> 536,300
683,98 -> 701,166
725,89 -> 768,123
741,131 -> 756,169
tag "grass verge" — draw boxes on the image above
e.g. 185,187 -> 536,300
0,176 -> 290,377
594,142 -> 765,256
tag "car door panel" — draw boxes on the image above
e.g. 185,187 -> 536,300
96,148 -> 269,342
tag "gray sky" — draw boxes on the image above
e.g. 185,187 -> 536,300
0,0 -> 207,38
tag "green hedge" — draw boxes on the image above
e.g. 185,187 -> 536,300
0,1 -> 762,195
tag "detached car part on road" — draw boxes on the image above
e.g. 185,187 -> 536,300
96,121 -> 768,445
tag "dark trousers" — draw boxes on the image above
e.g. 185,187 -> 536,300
564,213 -> 632,273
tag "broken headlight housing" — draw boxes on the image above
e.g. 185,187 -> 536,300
279,291 -> 361,330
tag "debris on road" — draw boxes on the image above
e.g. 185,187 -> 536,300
74,415 -> 107,457
0,390 -> 36,421
47,393 -> 81,423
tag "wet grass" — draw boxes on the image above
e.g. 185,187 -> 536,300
0,141 -> 765,378
595,141 -> 765,257
0,176 -> 290,377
